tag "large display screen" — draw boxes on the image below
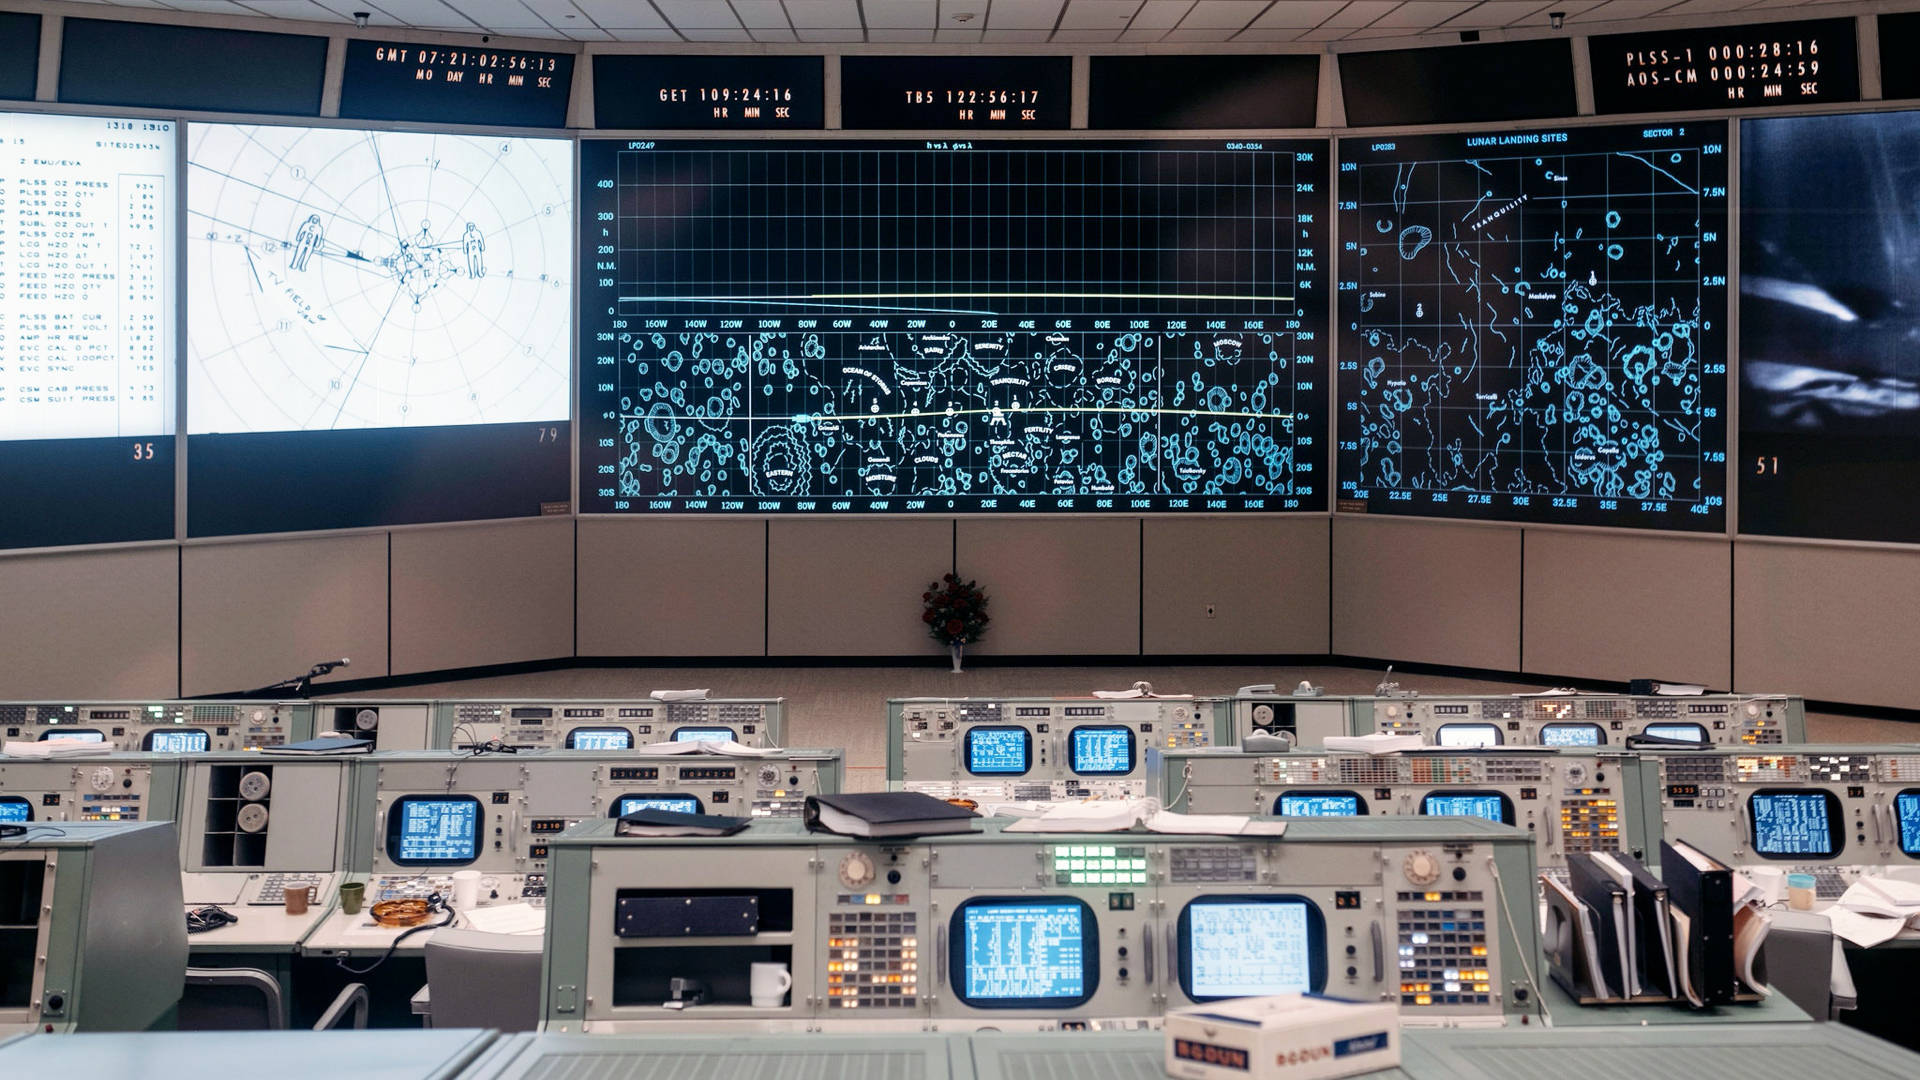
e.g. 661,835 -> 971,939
388,795 -> 482,865
142,729 -> 210,753
578,139 -> 1327,514
1589,19 -> 1858,115
1068,726 -> 1134,776
1749,790 -> 1841,858
1740,111 -> 1920,542
1881,14 -> 1920,102
185,123 -> 572,535
60,20 -> 326,116
1276,792 -> 1364,816
1088,56 -> 1319,129
1340,40 -> 1576,127
614,794 -> 701,816
1337,123 -> 1729,529
1,111 -> 177,549
1421,792 -> 1512,824
952,898 -> 1095,1007
966,727 -> 1032,775
340,40 -> 574,128
1180,896 -> 1323,1000
0,13 -> 36,101
592,55 -> 825,130
1897,791 -> 1920,857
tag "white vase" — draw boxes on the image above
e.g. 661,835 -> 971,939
949,643 -> 964,674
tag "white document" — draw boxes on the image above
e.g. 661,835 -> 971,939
1853,875 -> 1920,909
1826,907 -> 1910,948
460,903 -> 547,936
631,740 -> 774,758
1733,906 -> 1772,996
1591,853 -> 1641,997
1145,810 -> 1288,836
1670,908 -> 1704,1008
1002,801 -> 1145,833
1,740 -> 110,758
1323,733 -> 1424,755
1652,683 -> 1709,696
1516,688 -> 1579,697
650,689 -> 710,701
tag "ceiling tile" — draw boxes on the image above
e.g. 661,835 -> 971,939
366,0 -> 474,26
982,27 -> 1054,38
1322,1 -> 1399,26
1129,0 -> 1193,27
1168,26 -> 1245,39
795,24 -> 863,36
1059,0 -> 1140,27
1293,24 -> 1347,37
1436,1 -> 1548,27
1118,24 -> 1169,38
938,0 -> 987,22
603,25 -> 684,36
1569,0 -> 1685,20
1251,1 -> 1348,27
681,26 -> 754,37
864,0 -> 935,26
750,25 -> 800,37
561,24 -> 616,35
159,0 -> 259,14
1235,25 -> 1308,38
785,0 -> 862,25
655,0 -> 742,26
933,25 -> 983,39
986,0 -> 1063,27
569,0 -> 670,27
240,0 -> 360,21
867,26 -> 936,37
732,0 -> 789,26
1051,26 -> 1126,39
1656,0 -> 1759,13
1370,1 -> 1467,26
1344,25 -> 1412,35
1178,0 -> 1265,28
439,0 -> 555,23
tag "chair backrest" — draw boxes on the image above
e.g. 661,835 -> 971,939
1763,911 -> 1849,1021
423,928 -> 545,1031
180,967 -> 286,1030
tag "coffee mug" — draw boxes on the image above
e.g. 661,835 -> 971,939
452,869 -> 482,910
284,884 -> 317,915
749,962 -> 792,1008
339,880 -> 366,915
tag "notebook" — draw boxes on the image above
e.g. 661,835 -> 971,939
803,792 -> 977,838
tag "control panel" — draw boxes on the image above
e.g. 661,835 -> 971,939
0,758 -> 179,825
1651,745 -> 1920,904
1153,748 -> 1643,874
1364,694 -> 1804,747
0,700 -> 306,751
311,700 -> 434,751
432,698 -> 786,751
540,816 -> 1539,1033
1229,694 -> 1359,747
891,697 -> 1227,801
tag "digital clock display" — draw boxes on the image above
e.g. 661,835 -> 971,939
841,56 -> 1070,129
1877,13 -> 1920,102
341,40 -> 573,127
1589,18 -> 1858,114
592,55 -> 824,129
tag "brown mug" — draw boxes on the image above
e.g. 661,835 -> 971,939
284,884 -> 318,915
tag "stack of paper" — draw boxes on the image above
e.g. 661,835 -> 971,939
650,688 -> 710,701
1827,876 -> 1920,947
2,740 -> 111,758
1322,732 -> 1424,754
632,739 -> 775,758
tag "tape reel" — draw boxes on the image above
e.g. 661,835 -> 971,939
237,802 -> 270,833
238,770 -> 271,801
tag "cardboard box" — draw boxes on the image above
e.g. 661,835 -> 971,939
1165,995 -> 1400,1080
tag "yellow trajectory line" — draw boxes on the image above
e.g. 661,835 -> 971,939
621,405 -> 1298,423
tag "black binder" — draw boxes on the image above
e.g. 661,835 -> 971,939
1567,853 -> 1631,998
1614,852 -> 1679,999
803,792 -> 978,838
1661,839 -> 1737,1005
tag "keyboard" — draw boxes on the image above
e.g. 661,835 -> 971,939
248,873 -> 327,906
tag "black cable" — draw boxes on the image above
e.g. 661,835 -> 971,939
186,906 -> 239,934
333,895 -> 454,976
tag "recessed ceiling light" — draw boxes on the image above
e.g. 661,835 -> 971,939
951,12 -> 975,22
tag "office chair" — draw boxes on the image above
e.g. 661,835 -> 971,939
1763,911 -> 1859,1021
418,928 -> 544,1031
181,967 -> 369,1030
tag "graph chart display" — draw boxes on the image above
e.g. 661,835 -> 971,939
186,122 -> 572,535
579,139 -> 1327,514
0,110 -> 175,549
1337,123 -> 1729,529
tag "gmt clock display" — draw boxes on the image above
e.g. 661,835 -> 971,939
1589,18 -> 1858,114
339,38 -> 574,127
841,57 -> 1070,129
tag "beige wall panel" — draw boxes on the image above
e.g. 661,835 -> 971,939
1523,530 -> 1730,687
391,518 -> 574,675
182,533 -> 386,696
1143,517 -> 1330,654
1332,517 -> 1521,670
956,519 -> 1140,655
1735,542 -> 1920,709
768,519 -> 954,656
0,546 -> 179,699
576,518 -> 766,656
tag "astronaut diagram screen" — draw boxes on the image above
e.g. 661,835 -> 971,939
186,123 -> 573,534
1336,123 -> 1729,529
578,140 -> 1329,513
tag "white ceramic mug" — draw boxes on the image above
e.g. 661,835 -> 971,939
451,869 -> 482,910
749,962 -> 793,1008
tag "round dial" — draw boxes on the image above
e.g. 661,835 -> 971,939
1403,850 -> 1442,887
758,765 -> 780,787
354,708 -> 380,732
1746,703 -> 1761,717
88,767 -> 115,792
239,771 -> 272,801
1252,704 -> 1275,726
1385,703 -> 1402,719
1565,763 -> 1587,785
838,851 -> 877,888
237,803 -> 270,833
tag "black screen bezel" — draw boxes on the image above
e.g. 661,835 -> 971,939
1068,725 -> 1136,776
1539,723 -> 1607,747
965,725 -> 1034,776
1273,790 -> 1369,816
565,726 -> 635,750
671,726 -> 737,743
385,794 -> 484,867
141,727 -> 211,752
1176,894 -> 1328,1002
1896,788 -> 1920,858
1641,722 -> 1710,744
1420,789 -> 1516,825
948,895 -> 1098,1009
1747,787 -> 1846,860
0,796 -> 31,824
37,729 -> 105,743
1436,723 -> 1504,748
608,793 -> 704,817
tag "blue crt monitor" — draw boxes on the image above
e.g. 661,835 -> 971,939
1540,723 -> 1604,746
1179,896 -> 1325,1000
1421,791 -> 1512,824
673,726 -> 735,743
0,798 -> 29,823
966,726 -> 1032,775
143,728 -> 210,752
1897,790 -> 1920,857
1749,789 -> 1842,858
566,726 -> 633,750
613,794 -> 702,816
387,795 -> 483,865
1275,791 -> 1364,816
951,898 -> 1096,1007
1069,725 -> 1134,775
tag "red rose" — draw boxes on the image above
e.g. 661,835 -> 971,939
945,619 -> 964,636
922,592 -> 932,601
922,610 -> 937,623
943,573 -> 957,583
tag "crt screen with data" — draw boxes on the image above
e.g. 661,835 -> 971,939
578,140 -> 1328,514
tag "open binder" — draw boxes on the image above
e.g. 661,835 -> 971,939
1545,846 -> 1768,1008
